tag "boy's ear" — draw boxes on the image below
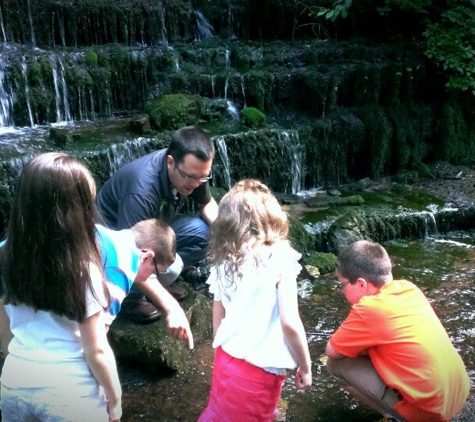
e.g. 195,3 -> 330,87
357,277 -> 368,290
140,249 -> 154,263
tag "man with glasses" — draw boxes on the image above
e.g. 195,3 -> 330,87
96,126 -> 218,323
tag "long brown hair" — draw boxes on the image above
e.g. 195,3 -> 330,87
208,179 -> 289,282
0,152 -> 108,322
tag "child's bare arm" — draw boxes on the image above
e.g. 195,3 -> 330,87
278,278 -> 312,389
134,277 -> 194,349
0,300 -> 13,356
213,300 -> 225,340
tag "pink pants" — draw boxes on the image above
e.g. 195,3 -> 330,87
199,347 -> 286,422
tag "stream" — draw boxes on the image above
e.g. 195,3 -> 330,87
117,231 -> 475,421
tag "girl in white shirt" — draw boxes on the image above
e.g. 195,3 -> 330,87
0,152 -> 122,422
199,179 -> 312,422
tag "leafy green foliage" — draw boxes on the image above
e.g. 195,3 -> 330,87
303,0 -> 475,95
308,0 -> 353,21
423,5 -> 475,93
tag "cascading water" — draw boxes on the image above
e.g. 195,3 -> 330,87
225,49 -> 231,69
195,10 -> 213,42
107,137 -> 156,175
215,136 -> 232,191
21,57 -> 35,127
0,58 -> 13,128
50,54 -> 72,124
0,6 -> 6,43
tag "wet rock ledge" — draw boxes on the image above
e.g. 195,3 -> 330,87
107,287 -> 213,373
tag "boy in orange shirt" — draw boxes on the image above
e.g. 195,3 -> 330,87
325,240 -> 469,422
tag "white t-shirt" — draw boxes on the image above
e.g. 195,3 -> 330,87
208,241 -> 302,370
1,263 -> 107,396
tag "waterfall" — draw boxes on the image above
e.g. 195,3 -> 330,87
210,74 -> 216,98
225,49 -> 231,69
0,6 -> 6,43
215,136 -> 233,191
107,137 -> 154,175
59,58 -> 72,123
50,55 -> 72,124
277,131 -> 303,194
26,0 -> 36,47
195,11 -> 213,41
425,204 -> 438,237
21,58 -> 35,127
158,1 -> 168,45
240,75 -> 247,107
89,89 -> 96,120
78,87 -> 86,121
0,59 -> 13,127
50,55 -> 63,122
224,75 -> 229,100
57,9 -> 66,47
226,101 -> 239,120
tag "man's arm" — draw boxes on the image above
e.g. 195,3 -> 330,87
134,277 -> 194,349
198,197 -> 218,225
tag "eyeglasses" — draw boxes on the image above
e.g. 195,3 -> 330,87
142,250 -> 162,276
174,164 -> 212,183
336,280 -> 351,290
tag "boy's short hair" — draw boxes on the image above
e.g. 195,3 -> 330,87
335,240 -> 392,286
130,219 -> 176,266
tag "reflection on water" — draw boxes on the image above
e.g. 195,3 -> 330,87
119,233 -> 475,421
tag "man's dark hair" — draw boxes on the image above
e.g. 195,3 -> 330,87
167,126 -> 215,164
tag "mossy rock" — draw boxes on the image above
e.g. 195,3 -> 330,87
326,209 -> 368,254
304,251 -> 336,275
304,194 -> 364,208
107,291 -> 212,373
289,215 -> 316,258
145,93 -> 206,131
85,49 -> 98,67
240,107 -> 266,129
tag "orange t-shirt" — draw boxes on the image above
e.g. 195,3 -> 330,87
329,279 -> 469,422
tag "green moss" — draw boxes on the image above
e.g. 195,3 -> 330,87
245,70 -> 273,111
27,60 -> 42,86
304,251 -> 336,275
39,58 -> 53,79
289,216 -> 316,258
85,49 -> 98,67
144,93 -> 206,130
239,107 -> 266,129
436,100 -> 473,163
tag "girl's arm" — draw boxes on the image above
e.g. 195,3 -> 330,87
0,300 -> 13,356
213,300 -> 225,340
80,311 -> 122,422
277,278 -> 312,389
